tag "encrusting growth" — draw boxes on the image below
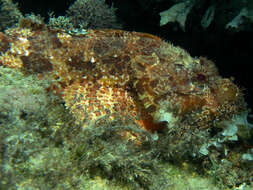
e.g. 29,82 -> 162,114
0,21 -> 246,132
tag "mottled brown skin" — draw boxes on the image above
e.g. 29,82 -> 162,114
0,25 -> 246,131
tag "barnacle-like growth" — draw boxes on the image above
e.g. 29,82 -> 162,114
0,23 -> 246,132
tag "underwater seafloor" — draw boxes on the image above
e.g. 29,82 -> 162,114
0,0 -> 253,190
0,66 -> 252,190
0,66 -> 252,189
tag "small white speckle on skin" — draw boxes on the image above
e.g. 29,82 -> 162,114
17,50 -> 22,55
24,50 -> 30,56
18,37 -> 28,43
91,57 -> 95,63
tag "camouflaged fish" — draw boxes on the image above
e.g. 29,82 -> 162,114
0,21 -> 245,132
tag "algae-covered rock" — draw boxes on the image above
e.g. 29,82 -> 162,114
0,67 -> 252,189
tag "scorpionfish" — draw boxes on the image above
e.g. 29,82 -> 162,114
0,21 -> 246,132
